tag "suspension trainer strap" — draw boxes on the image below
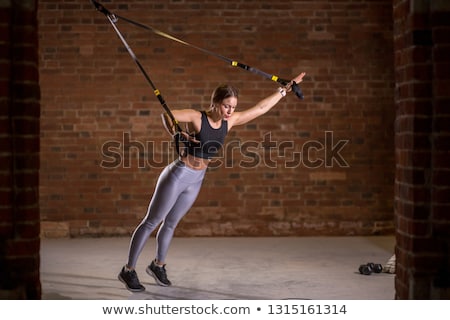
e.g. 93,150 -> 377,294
91,1 -> 187,154
91,0 -> 303,99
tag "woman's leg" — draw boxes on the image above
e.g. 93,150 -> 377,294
145,179 -> 204,287
155,180 -> 204,263
126,164 -> 186,268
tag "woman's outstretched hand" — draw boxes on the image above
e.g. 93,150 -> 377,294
286,72 -> 306,92
293,72 -> 306,84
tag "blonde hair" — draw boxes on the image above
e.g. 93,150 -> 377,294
209,84 -> 239,109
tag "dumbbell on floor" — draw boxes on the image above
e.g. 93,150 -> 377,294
358,262 -> 383,275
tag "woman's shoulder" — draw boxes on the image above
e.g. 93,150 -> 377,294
177,108 -> 202,116
171,108 -> 202,124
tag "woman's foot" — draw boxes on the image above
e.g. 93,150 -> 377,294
118,266 -> 145,292
146,260 -> 172,286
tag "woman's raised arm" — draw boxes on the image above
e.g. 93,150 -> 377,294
229,72 -> 305,128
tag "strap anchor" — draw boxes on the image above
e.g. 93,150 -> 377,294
108,13 -> 118,24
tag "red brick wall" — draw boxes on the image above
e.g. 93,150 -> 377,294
0,1 -> 41,299
39,0 -> 395,237
393,0 -> 450,299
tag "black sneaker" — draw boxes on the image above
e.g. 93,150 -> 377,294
118,266 -> 145,292
146,261 -> 172,287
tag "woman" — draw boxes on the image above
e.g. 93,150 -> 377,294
118,72 -> 306,292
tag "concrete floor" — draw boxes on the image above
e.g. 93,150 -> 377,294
40,236 -> 395,300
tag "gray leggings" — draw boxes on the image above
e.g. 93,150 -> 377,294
127,159 -> 206,268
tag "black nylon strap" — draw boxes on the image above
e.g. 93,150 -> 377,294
92,0 -> 185,155
91,0 -> 304,99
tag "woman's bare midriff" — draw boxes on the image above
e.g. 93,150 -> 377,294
180,153 -> 210,170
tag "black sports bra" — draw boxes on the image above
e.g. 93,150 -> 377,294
185,111 -> 228,159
